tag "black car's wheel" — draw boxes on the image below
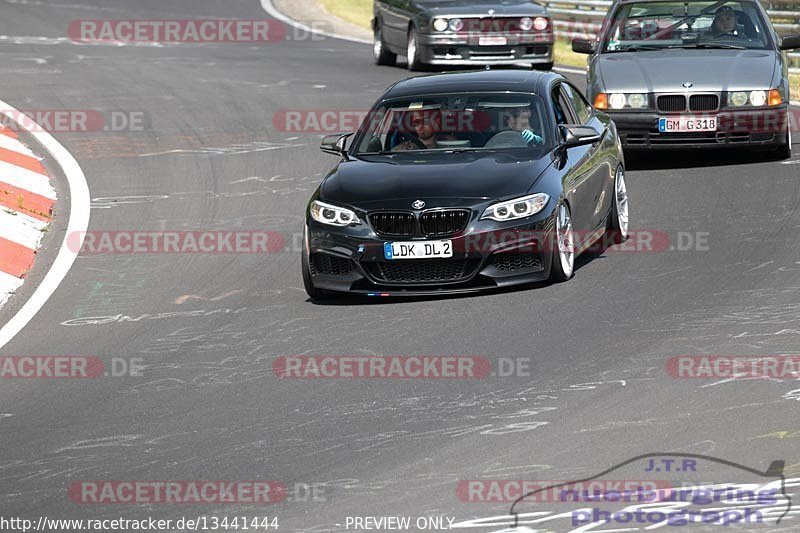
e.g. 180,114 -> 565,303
406,27 -> 424,71
373,22 -> 397,66
549,201 -> 575,283
302,253 -> 333,300
607,165 -> 629,245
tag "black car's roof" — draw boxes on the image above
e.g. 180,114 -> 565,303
613,0 -> 760,4
382,70 -> 563,100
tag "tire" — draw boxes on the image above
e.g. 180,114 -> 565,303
373,22 -> 397,66
774,120 -> 792,160
302,253 -> 333,301
406,27 -> 424,71
607,165 -> 630,245
549,201 -> 575,283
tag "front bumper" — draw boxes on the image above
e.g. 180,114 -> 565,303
417,32 -> 553,66
607,106 -> 789,149
305,215 -> 556,297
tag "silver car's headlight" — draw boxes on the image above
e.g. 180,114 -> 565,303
728,89 -> 782,107
608,93 -> 648,110
432,18 -> 449,32
482,193 -> 550,222
310,200 -> 360,227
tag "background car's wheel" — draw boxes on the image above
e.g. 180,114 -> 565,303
774,119 -> 792,160
406,27 -> 424,71
373,22 -> 396,66
549,202 -> 575,282
608,165 -> 630,245
302,253 -> 332,300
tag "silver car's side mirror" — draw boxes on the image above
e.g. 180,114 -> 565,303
780,34 -> 800,50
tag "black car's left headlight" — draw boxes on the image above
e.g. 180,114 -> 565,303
310,200 -> 361,227
481,193 -> 550,222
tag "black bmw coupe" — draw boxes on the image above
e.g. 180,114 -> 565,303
302,70 -> 629,299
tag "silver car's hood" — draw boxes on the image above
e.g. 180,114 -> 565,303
595,49 -> 778,93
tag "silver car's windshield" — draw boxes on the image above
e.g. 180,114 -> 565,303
602,1 -> 772,52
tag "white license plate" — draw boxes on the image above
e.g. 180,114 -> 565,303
658,116 -> 717,133
479,36 -> 508,46
384,240 -> 453,260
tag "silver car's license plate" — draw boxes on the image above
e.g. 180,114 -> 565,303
659,116 -> 717,133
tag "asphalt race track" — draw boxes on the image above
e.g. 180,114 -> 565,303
1,1 -> 800,531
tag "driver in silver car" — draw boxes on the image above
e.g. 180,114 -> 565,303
710,5 -> 740,37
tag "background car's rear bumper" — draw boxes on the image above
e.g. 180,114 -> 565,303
608,106 -> 789,149
417,32 -> 553,66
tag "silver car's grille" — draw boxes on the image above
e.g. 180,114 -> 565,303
689,94 -> 719,112
657,95 -> 687,112
656,94 -> 720,113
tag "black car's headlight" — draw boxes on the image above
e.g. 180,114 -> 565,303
310,200 -> 361,227
481,193 -> 550,222
727,89 -> 783,107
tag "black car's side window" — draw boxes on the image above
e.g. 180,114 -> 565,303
552,85 -> 575,126
561,84 -> 592,124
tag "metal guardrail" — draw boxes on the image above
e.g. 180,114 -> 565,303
544,0 -> 800,72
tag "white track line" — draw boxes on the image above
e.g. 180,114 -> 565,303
0,98 -> 90,350
260,0 -> 371,45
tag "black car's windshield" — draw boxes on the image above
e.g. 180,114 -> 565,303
353,93 -> 550,156
602,1 -> 771,52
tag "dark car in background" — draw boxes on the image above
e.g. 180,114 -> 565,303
373,0 -> 554,70
572,0 -> 800,157
302,70 -> 629,299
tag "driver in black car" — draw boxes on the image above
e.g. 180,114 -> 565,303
392,110 -> 440,151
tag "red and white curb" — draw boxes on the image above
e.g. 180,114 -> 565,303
0,99 -> 89,350
0,125 -> 56,307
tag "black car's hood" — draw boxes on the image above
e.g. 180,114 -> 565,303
413,0 -> 547,17
320,152 -> 552,209
596,49 -> 778,93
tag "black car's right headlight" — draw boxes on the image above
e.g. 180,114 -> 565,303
310,200 -> 361,227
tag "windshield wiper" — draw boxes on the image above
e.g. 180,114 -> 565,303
679,43 -> 747,50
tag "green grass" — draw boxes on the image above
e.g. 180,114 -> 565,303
792,74 -> 799,102
319,0 -> 372,30
554,38 -> 589,68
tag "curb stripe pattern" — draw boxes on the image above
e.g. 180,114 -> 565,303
0,131 -> 56,305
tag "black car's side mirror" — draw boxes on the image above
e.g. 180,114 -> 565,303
320,133 -> 353,158
560,125 -> 603,147
780,34 -> 800,50
572,38 -> 595,54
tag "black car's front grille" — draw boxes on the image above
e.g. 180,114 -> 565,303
657,95 -> 687,113
310,253 -> 353,276
491,252 -> 543,272
689,94 -> 719,112
369,212 -> 415,237
365,259 -> 479,284
420,210 -> 470,237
